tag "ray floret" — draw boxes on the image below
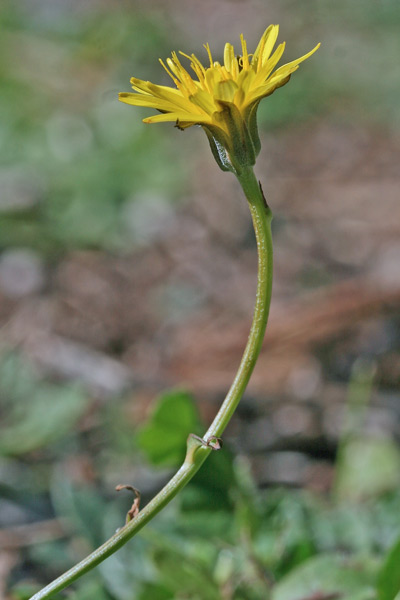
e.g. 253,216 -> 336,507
119,26 -> 320,173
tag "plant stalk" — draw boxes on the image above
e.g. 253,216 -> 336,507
30,166 -> 273,600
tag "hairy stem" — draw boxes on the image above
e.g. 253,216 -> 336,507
30,166 -> 273,600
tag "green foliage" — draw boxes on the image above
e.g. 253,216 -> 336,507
272,554 -> 376,600
4,379 -> 400,599
334,361 -> 400,502
0,353 -> 89,456
136,388 -> 236,511
335,436 -> 400,501
378,537 -> 400,600
69,580 -> 113,600
8,582 -> 42,600
0,1 -> 187,254
136,390 -> 202,467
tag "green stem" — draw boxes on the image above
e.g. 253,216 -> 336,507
30,166 -> 273,600
205,166 -> 273,439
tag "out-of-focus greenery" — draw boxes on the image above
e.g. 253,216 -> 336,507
0,353 -> 88,456
0,1 -> 188,253
3,367 -> 400,600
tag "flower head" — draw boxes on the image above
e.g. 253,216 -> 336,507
119,26 -> 319,173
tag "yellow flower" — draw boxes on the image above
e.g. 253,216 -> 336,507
119,25 -> 319,173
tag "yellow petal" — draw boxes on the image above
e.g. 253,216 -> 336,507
146,82 -> 196,111
272,42 -> 320,79
252,42 -> 286,87
119,92 -> 178,112
237,68 -> 256,93
143,111 -> 211,125
223,43 -> 239,79
240,34 -> 250,70
252,25 -> 279,70
205,65 -> 223,93
215,79 -> 238,102
179,51 -> 207,83
167,53 -> 197,94
233,87 -> 245,108
243,78 -> 287,107
158,58 -> 180,87
203,43 -> 214,68
261,25 -> 280,66
189,89 -> 216,114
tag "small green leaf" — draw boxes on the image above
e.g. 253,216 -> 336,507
378,536 -> 400,600
136,390 -> 202,467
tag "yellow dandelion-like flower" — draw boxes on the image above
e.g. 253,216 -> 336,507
119,25 -> 319,173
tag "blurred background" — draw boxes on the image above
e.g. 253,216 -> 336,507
1,0 -> 399,598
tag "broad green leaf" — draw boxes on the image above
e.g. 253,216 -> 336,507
378,536 -> 400,600
136,390 -> 202,467
272,554 -> 376,600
